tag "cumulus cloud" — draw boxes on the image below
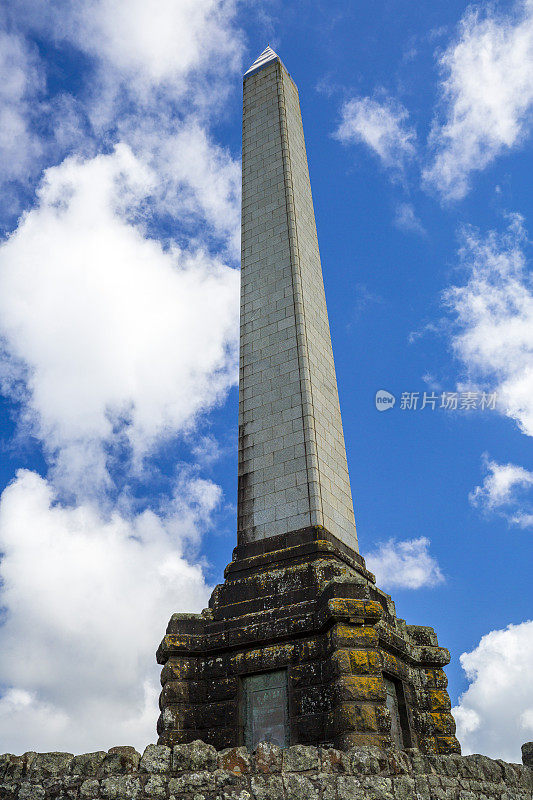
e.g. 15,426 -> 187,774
123,118 -> 241,257
36,0 -> 241,94
445,214 -> 533,436
335,96 -> 416,171
0,469 -> 214,753
453,620 -> 533,761
12,0 -> 243,137
424,1 -> 533,199
470,456 -> 533,528
364,537 -> 444,590
0,145 -> 239,497
0,29 -> 43,184
0,0 -> 244,753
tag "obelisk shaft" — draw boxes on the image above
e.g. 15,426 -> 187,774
239,52 -> 357,551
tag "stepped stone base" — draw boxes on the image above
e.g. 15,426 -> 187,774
157,527 -> 460,754
1,741 -> 532,800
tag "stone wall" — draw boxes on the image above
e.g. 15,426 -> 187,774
1,741 -> 532,800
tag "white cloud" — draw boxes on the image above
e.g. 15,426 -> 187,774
4,1 -> 243,246
0,468 -> 215,753
424,1 -> 533,199
0,0 -> 245,755
453,620 -> 533,761
445,214 -> 533,436
0,30 -> 43,184
364,537 -> 444,590
394,202 -> 426,236
0,145 -> 239,497
335,96 -> 416,170
53,0 -> 241,91
470,456 -> 533,528
123,117 -> 241,257
16,0 -> 242,124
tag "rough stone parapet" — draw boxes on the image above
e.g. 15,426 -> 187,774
1,741 -> 532,799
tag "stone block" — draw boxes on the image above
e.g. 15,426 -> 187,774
99,746 -> 141,776
219,747 -> 253,775
333,676 -> 386,703
254,742 -> 283,774
18,782 -> 45,800
282,745 -> 320,772
168,770 -> 216,794
80,778 -> 101,798
337,775 -> 365,800
27,752 -> 74,782
283,772 -> 319,800
0,753 -> 35,781
70,751 -> 107,777
348,746 -> 389,776
319,748 -> 350,774
173,740 -> 218,772
140,744 -> 172,773
522,742 -> 533,767
347,649 -> 382,676
144,774 -> 168,798
100,775 -> 141,798
250,774 -> 284,800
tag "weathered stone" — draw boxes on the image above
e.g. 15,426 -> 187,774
0,782 -> 18,800
219,747 -> 253,775
386,748 -> 411,776
405,749 -> 436,775
18,782 -> 46,800
215,768 -> 246,790
100,774 -> 141,798
522,742 -> 533,767
144,773 -> 169,798
250,775 -> 285,800
141,744 -> 172,774
99,745 -> 141,776
221,790 -> 252,800
0,743 -> 528,800
0,754 -> 34,781
169,770 -> 216,793
283,772 -> 319,800
254,742 -> 282,774
364,776 -> 394,799
496,760 -> 523,787
393,775 -> 416,800
282,745 -> 320,772
27,752 -> 74,782
337,775 -> 365,800
42,775 -> 66,795
80,778 -> 100,797
463,754 -> 503,782
173,740 -> 218,772
70,751 -> 107,777
348,746 -> 388,775
319,747 -> 350,773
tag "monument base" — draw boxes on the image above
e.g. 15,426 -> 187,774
156,527 -> 460,754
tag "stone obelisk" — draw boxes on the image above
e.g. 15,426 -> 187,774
239,46 -> 356,550
157,47 -> 459,756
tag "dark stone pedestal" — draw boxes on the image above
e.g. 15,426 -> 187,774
156,526 -> 460,754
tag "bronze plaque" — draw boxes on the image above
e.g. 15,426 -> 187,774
242,670 -> 289,750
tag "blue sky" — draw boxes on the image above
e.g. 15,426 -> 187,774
0,0 -> 531,761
